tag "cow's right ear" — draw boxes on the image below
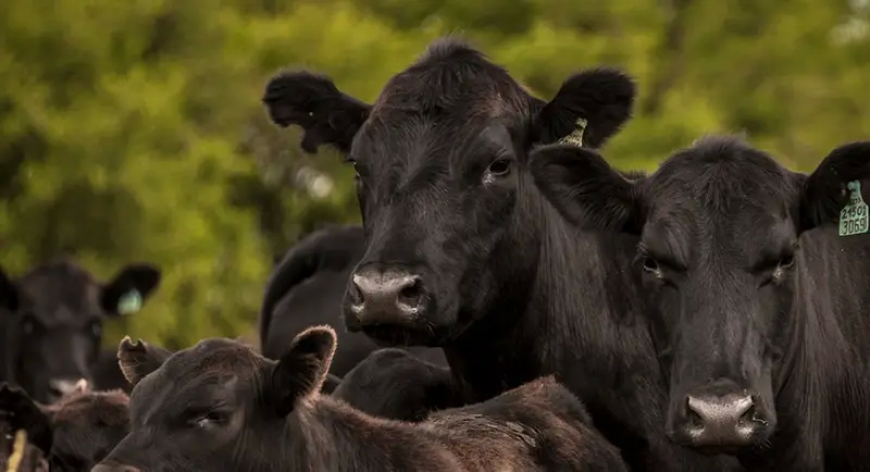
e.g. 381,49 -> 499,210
117,337 -> 173,387
269,325 -> 337,417
262,70 -> 371,154
0,267 -> 19,311
0,383 -> 53,454
530,143 -> 644,234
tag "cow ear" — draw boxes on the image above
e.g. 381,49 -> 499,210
530,143 -> 643,234
0,383 -> 53,454
269,325 -> 337,417
263,70 -> 371,155
798,141 -> 870,234
100,264 -> 161,317
0,266 -> 19,311
532,68 -> 636,149
117,337 -> 172,387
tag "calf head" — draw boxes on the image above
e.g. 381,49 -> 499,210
263,37 -> 636,346
96,327 -> 337,472
0,381 -> 130,471
0,260 -> 160,403
531,137 -> 870,454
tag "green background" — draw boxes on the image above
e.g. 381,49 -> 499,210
1,0 -> 868,349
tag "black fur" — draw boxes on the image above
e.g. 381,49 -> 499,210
258,225 -> 446,377
531,135 -> 870,471
263,37 -> 735,472
0,260 -> 160,403
94,329 -> 628,472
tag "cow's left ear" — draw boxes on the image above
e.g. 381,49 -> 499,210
117,337 -> 173,387
0,383 -> 53,455
798,141 -> 870,233
531,68 -> 636,149
100,264 -> 161,316
530,143 -> 644,234
263,70 -> 372,154
0,266 -> 19,311
269,325 -> 336,417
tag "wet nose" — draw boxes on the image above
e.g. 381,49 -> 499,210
347,267 -> 426,325
48,378 -> 88,400
91,464 -> 141,472
681,392 -> 758,447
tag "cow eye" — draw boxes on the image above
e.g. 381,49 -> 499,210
641,256 -> 660,273
195,411 -> 228,429
486,159 -> 512,177
778,253 -> 795,269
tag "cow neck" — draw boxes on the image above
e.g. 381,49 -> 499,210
444,185 -> 648,403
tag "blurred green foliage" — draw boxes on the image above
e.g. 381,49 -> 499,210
1,0 -> 868,349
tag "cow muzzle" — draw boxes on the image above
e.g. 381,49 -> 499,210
669,378 -> 772,453
345,264 -> 427,329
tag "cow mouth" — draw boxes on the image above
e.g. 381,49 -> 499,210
359,324 -> 448,348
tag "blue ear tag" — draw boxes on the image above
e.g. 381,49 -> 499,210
117,289 -> 143,315
839,180 -> 869,237
558,117 -> 588,147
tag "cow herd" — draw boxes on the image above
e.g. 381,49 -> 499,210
1,36 -> 868,472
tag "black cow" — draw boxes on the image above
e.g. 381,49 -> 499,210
0,260 -> 160,402
332,347 -> 456,422
530,135 -> 870,471
262,37 -> 738,471
94,326 -> 629,472
0,381 -> 130,471
259,224 -> 447,379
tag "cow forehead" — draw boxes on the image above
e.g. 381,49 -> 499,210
16,265 -> 101,322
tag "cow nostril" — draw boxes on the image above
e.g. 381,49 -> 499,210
348,277 -> 364,305
398,277 -> 424,306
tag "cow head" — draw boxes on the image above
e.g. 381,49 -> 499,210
530,136 -> 870,454
0,260 -> 160,403
96,328 -> 337,472
263,37 -> 636,346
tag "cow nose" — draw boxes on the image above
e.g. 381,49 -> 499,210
48,378 -> 88,400
91,464 -> 141,472
347,268 -> 425,325
681,392 -> 758,447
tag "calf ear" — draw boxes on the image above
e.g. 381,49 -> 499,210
0,383 -> 53,454
530,143 -> 643,233
100,264 -> 161,316
799,141 -> 870,233
117,337 -> 173,387
0,267 -> 18,311
532,68 -> 636,149
263,70 -> 371,154
270,325 -> 337,417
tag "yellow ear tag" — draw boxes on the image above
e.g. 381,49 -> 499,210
6,429 -> 27,472
557,118 -> 588,147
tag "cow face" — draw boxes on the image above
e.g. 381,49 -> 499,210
530,137 -> 870,454
0,381 -> 130,471
97,327 -> 336,472
263,38 -> 635,346
0,261 -> 160,403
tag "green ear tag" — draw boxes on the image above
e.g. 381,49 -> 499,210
839,180 -> 869,237
117,289 -> 143,315
558,118 -> 588,147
